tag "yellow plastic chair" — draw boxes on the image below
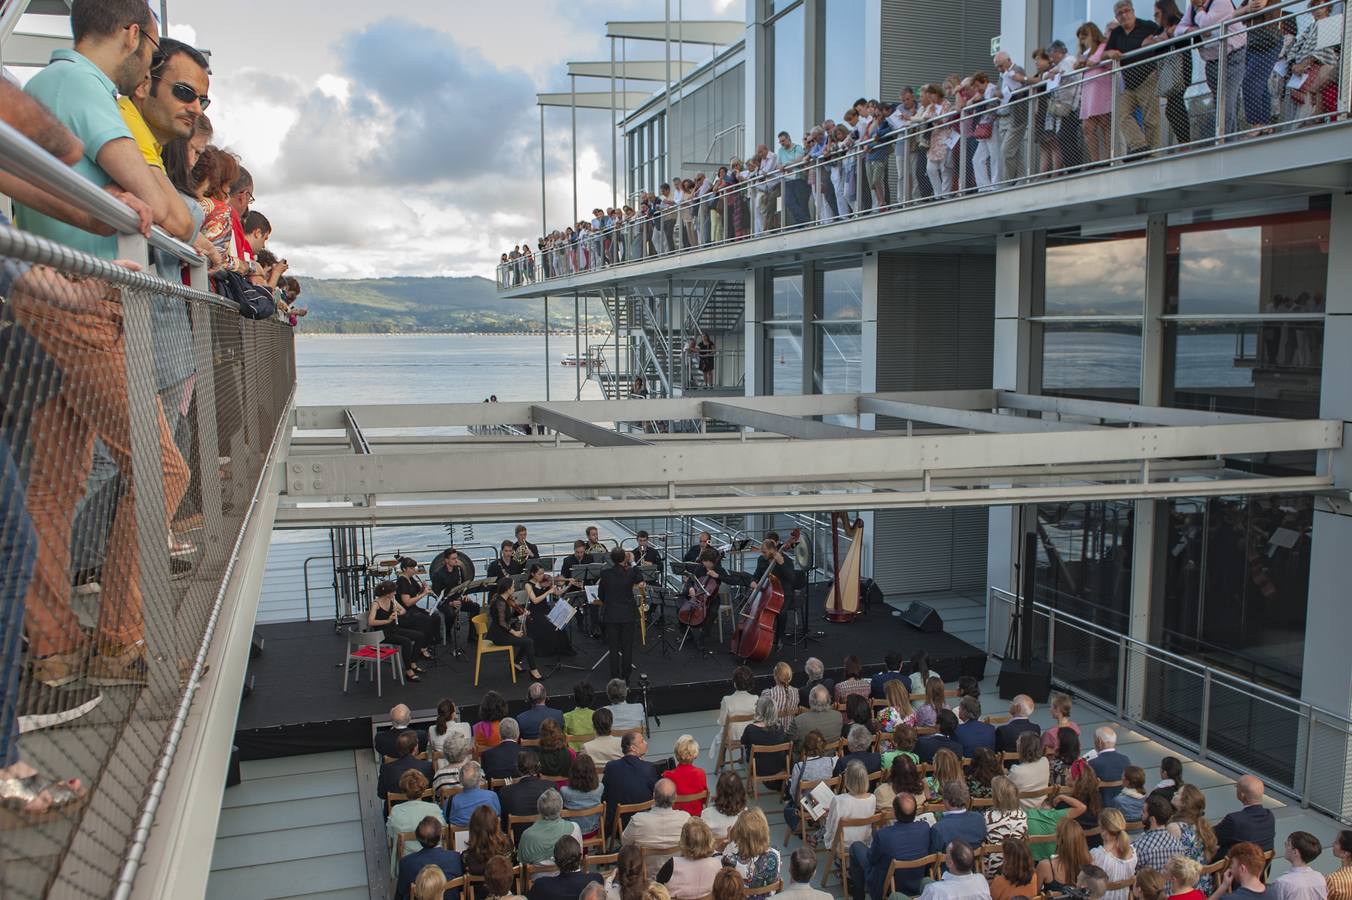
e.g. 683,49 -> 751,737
471,612 -> 516,686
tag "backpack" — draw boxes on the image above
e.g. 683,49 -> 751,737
213,269 -> 276,320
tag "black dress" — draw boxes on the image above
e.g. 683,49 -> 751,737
487,596 -> 537,670
395,574 -> 442,648
368,600 -> 425,668
524,583 -> 574,657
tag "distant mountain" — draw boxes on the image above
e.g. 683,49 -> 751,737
293,275 -> 603,334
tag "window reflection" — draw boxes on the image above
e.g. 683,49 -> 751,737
1035,501 -> 1134,632
1042,323 -> 1141,403
771,5 -> 805,144
768,324 -> 803,396
1044,234 -> 1146,316
771,270 -> 803,320
1165,323 -> 1323,418
815,265 -> 862,320
824,2 -> 864,121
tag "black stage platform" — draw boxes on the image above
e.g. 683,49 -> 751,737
234,590 -> 988,759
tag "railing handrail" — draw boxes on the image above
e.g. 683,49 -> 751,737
0,116 -> 204,265
989,585 -> 1352,729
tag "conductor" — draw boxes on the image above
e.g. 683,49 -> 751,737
597,546 -> 643,681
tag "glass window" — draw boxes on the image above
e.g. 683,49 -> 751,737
823,2 -> 865,122
1044,234 -> 1147,316
1164,322 -> 1323,418
770,269 -> 803,320
815,323 -> 862,424
815,265 -> 862,321
1041,322 -> 1141,403
1166,211 -> 1329,315
1049,0 -> 1118,50
771,5 -> 805,143
767,324 -> 804,395
1035,501 -> 1134,630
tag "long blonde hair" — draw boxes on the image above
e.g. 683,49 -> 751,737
1099,808 -> 1133,859
884,679 -> 914,716
728,807 -> 771,857
931,749 -> 963,792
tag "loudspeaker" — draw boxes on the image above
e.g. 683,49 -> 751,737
898,601 -> 943,633
250,632 -> 265,659
861,578 -> 883,614
997,658 -> 1052,702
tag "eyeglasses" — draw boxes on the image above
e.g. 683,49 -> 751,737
152,77 -> 212,110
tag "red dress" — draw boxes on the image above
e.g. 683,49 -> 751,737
662,763 -> 708,815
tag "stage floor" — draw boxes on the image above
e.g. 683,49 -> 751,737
235,591 -> 988,758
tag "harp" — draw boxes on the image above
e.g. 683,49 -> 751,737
826,512 -> 864,623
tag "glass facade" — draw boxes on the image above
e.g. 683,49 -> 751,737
823,2 -> 865,122
627,115 -> 666,197
768,324 -> 804,395
771,268 -> 804,320
1044,233 -> 1147,316
1048,0 -> 1118,50
1042,323 -> 1142,402
771,5 -> 805,143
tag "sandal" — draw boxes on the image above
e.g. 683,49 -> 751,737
0,772 -> 86,828
405,670 -> 422,683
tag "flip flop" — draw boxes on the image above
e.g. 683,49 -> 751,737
0,773 -> 86,829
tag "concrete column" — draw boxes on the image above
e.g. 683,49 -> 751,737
805,0 -> 824,127
744,268 -> 762,396
1300,191 -> 1352,817
800,261 -> 817,395
864,0 -> 883,99
999,0 -> 1047,70
745,0 -> 769,152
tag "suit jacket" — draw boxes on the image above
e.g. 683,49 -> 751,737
954,721 -> 997,758
528,870 -> 603,900
602,755 -> 661,822
500,776 -> 553,842
482,740 -> 522,780
866,820 -> 934,900
378,756 -> 435,799
915,734 -> 966,765
621,807 -> 691,870
396,846 -> 462,900
834,750 -> 883,777
1213,803 -> 1276,859
597,566 -> 641,624
929,809 -> 987,855
376,726 -> 428,760
994,718 -> 1041,754
516,705 -> 565,741
790,709 -> 842,747
1088,749 -> 1131,802
869,671 -> 907,700
799,677 -> 837,708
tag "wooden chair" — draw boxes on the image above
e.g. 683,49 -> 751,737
1027,832 -> 1058,848
393,829 -> 418,868
569,731 -> 596,750
822,812 -> 884,892
464,872 -> 487,900
1124,819 -> 1143,833
984,714 -> 1012,725
523,863 -> 560,888
436,783 -> 464,804
490,778 -> 512,790
741,880 -> 783,898
970,797 -> 995,808
508,812 -> 540,845
1199,858 -> 1229,879
584,851 -> 620,873
1001,752 -> 1020,765
1019,786 -> 1059,804
470,612 -> 516,686
343,629 -> 404,696
747,742 -> 792,798
441,875 -> 466,900
385,787 -> 435,815
642,846 -> 681,869
675,790 -> 709,808
542,774 -> 570,786
562,803 -> 606,852
883,854 -> 943,896
521,738 -> 542,748
613,799 -> 654,844
444,823 -> 470,852
914,726 -> 938,736
384,750 -> 430,764
782,776 -> 840,848
717,714 -> 755,772
1097,779 -> 1124,791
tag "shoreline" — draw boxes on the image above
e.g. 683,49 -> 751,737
298,331 -> 609,338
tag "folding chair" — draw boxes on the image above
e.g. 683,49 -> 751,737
883,853 -> 943,897
562,803 -> 606,853
716,714 -> 755,772
343,628 -> 404,697
822,812 -> 884,892
782,775 -> 840,848
613,799 -> 654,846
747,742 -> 792,798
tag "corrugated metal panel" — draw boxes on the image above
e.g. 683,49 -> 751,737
873,507 -> 990,596
950,507 -> 990,591
881,0 -> 1001,98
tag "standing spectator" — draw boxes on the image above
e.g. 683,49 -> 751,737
1075,22 -> 1114,162
1177,0 -> 1247,137
697,332 -> 716,387
1104,0 -> 1165,156
994,52 -> 1032,180
1152,1 -> 1193,146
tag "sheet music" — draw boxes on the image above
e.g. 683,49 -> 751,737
585,585 -> 601,605
547,601 -> 576,630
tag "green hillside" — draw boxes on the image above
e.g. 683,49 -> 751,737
293,275 -> 601,334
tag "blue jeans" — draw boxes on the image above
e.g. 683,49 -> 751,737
848,841 -> 871,900
1205,47 -> 1247,136
0,436 -> 37,767
1243,42 -> 1279,126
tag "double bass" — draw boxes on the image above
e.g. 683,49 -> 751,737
729,529 -> 801,663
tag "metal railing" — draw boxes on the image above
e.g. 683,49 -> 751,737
0,122 -> 295,897
498,0 -> 1351,289
988,586 -> 1352,823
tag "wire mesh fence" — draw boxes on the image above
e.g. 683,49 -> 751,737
0,224 -> 293,898
499,0 -> 1350,289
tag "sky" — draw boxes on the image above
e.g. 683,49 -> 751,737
161,0 -> 742,280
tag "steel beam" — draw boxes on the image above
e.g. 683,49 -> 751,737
537,91 -> 652,110
605,20 -> 743,44
858,397 -> 1101,433
567,60 -> 697,80
342,409 -> 370,455
530,405 -> 651,447
996,391 -> 1272,426
702,400 -> 878,440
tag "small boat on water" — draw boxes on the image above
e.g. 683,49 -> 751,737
561,351 -> 603,367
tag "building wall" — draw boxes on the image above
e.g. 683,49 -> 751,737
880,0 -> 1001,99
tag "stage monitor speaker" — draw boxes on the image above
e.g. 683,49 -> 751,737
899,601 -> 943,633
250,632 -> 265,659
861,578 -> 883,615
997,658 -> 1052,702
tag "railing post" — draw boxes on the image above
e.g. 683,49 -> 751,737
1023,100 -> 1037,179
1215,36 -> 1229,140
1115,635 -> 1128,720
1198,668 -> 1212,760
1109,60 -> 1121,161
901,137 -> 912,205
1342,5 -> 1352,118
958,130 -> 969,195
1047,608 -> 1056,669
1300,708 -> 1316,808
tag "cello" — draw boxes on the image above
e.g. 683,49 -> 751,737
678,551 -> 722,627
730,529 -> 801,663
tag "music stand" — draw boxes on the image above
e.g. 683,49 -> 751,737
572,563 -> 607,638
672,566 -> 716,654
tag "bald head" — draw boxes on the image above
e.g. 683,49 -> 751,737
1010,695 -> 1034,718
1237,775 -> 1265,805
390,704 -> 411,727
1094,726 -> 1118,750
654,777 -> 677,808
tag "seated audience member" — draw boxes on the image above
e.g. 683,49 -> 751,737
877,680 -> 918,746
822,760 -> 877,852
909,651 -> 935,694
585,707 -> 625,764
777,846 -> 833,900
801,656 -> 837,707
1136,867 -> 1168,900
720,808 -> 782,900
1133,793 -> 1185,874
1167,784 -> 1219,892
1060,767 -> 1106,841
968,747 -> 1005,800
536,719 -> 575,778
834,724 -> 882,777
702,770 -> 748,842
474,690 -> 509,748
517,789 -> 582,866
1089,809 -> 1138,900
378,704 -> 429,758
883,724 -> 921,772
622,779 -> 691,871
742,696 -> 790,786
1213,776 -> 1276,860
1326,831 -> 1352,900
870,652 -> 908,700
791,685 -> 841,750
606,678 -> 646,733
1036,817 -> 1093,891
603,731 -> 661,826
913,677 -> 948,729
917,709 -> 965,764
380,731 -> 436,800
1270,831 -> 1324,900
662,735 -> 708,815
560,752 -> 604,836
656,818 -> 723,900
712,867 -> 744,900
841,694 -> 878,743
461,804 -> 512,876
876,755 -> 925,814
1086,727 -> 1131,803
1025,790 -> 1087,865
852,792 -> 932,900
955,676 -> 981,703
834,654 -> 871,705
1050,728 -> 1083,787
760,661 -> 799,729
564,682 -> 597,748
1009,731 -> 1051,809
388,769 -> 445,873
995,696 -> 1041,753
434,731 -> 475,795
918,840 -> 991,900
1077,864 -> 1110,900
609,844 -> 651,900
396,816 -> 463,900
956,696 -> 997,758
500,750 -> 553,843
1216,842 -> 1270,900
1041,693 -> 1080,753
1163,856 -> 1207,900
447,761 -> 501,827
930,780 -> 988,855
784,730 -> 836,834
982,777 -> 1030,874
1112,766 -> 1148,824
714,668 -> 760,765
413,865 -> 449,900
990,838 -> 1040,900
927,750 -> 966,802
1151,758 -> 1184,801
481,853 -> 526,900
482,717 -> 523,780
528,835 -> 602,900
429,698 -> 473,758
518,681 -> 566,741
